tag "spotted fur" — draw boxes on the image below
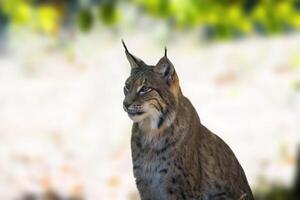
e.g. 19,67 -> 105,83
122,41 -> 254,200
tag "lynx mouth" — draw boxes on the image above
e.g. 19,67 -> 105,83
127,110 -> 145,116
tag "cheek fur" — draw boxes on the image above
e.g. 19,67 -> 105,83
144,103 -> 161,117
142,90 -> 166,113
139,103 -> 162,130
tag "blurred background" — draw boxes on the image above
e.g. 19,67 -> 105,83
0,0 -> 299,199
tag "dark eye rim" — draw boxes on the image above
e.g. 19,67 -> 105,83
139,86 -> 152,95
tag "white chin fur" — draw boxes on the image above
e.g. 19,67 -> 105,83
128,103 -> 162,129
129,113 -> 147,122
139,105 -> 161,130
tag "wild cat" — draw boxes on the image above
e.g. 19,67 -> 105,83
122,41 -> 254,200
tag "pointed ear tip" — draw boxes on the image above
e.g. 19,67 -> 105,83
164,46 -> 167,57
121,39 -> 128,52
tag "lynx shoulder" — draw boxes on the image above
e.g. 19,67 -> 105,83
122,41 -> 254,200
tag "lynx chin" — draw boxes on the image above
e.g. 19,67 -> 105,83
122,41 -> 254,200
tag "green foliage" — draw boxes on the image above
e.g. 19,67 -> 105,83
0,0 -> 59,34
1,0 -> 33,25
98,0 -> 119,25
0,3 -> 9,33
133,0 -> 300,40
2,0 -> 300,39
77,8 -> 94,32
254,185 -> 294,200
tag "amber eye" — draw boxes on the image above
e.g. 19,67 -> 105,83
139,86 -> 152,95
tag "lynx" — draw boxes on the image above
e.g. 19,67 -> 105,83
122,41 -> 254,200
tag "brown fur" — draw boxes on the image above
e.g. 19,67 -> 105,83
122,42 -> 254,200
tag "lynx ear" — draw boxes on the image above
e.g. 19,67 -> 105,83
122,40 -> 145,69
155,48 -> 175,85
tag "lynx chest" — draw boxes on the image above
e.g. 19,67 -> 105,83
133,147 -> 171,197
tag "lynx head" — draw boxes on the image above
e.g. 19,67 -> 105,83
122,41 -> 180,130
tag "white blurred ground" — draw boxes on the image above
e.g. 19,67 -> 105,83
0,26 -> 299,199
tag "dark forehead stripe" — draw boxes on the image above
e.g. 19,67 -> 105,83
129,65 -> 153,84
131,64 -> 152,75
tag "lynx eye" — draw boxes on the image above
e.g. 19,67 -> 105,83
139,86 -> 152,95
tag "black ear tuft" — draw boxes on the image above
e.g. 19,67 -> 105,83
122,39 -> 129,53
122,40 -> 146,69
